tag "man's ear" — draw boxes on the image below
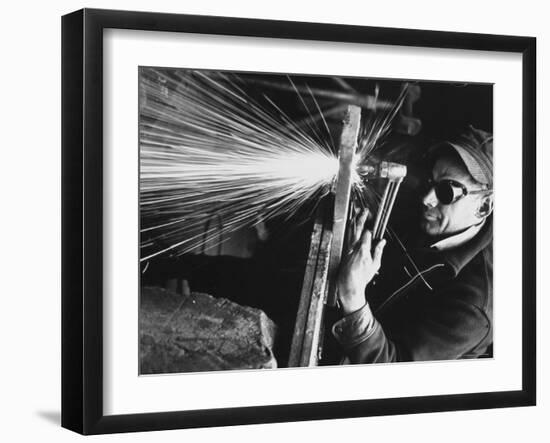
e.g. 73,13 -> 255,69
476,194 -> 494,218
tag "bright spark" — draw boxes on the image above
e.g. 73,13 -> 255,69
140,69 -> 339,261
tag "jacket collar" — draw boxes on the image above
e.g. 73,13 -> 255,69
430,220 -> 485,251
405,216 -> 493,278
438,216 -> 492,277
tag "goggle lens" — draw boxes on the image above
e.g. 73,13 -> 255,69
434,182 -> 462,205
424,178 -> 491,205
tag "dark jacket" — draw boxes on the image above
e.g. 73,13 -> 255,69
332,218 -> 493,363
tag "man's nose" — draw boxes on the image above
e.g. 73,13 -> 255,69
422,187 -> 438,207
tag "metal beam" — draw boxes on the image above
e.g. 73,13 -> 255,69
326,105 -> 361,307
289,105 -> 361,366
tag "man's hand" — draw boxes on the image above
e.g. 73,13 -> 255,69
337,209 -> 386,315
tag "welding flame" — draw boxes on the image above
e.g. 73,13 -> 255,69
140,69 -> 405,261
140,69 -> 339,260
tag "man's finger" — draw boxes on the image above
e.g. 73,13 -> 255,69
365,206 -> 374,223
373,239 -> 386,265
354,209 -> 369,245
360,229 -> 373,254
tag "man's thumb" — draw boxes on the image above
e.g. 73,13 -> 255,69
374,239 -> 386,263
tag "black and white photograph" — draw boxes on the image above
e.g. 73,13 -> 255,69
52,4 -> 539,438
1,0 -> 546,440
138,67 -> 493,374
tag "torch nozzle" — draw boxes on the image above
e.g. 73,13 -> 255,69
358,161 -> 407,182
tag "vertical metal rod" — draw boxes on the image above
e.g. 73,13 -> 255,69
372,182 -> 391,240
325,105 -> 361,307
288,203 -> 327,367
377,181 -> 401,240
373,178 -> 403,241
298,221 -> 333,367
373,182 -> 396,240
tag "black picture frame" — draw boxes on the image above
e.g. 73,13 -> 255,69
61,8 -> 536,435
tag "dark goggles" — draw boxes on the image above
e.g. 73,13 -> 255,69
424,178 -> 492,205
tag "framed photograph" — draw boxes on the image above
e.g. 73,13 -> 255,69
62,8 -> 536,434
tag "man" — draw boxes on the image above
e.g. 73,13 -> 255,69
332,126 -> 494,363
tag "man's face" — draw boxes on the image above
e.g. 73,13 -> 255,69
420,154 -> 486,237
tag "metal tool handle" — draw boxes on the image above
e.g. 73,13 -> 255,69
372,177 -> 404,241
